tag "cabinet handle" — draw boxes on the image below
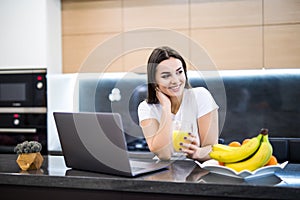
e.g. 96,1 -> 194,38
0,128 -> 37,133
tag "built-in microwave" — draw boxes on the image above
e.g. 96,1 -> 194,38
0,68 -> 47,108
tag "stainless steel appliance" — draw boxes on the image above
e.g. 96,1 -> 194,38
0,68 -> 47,154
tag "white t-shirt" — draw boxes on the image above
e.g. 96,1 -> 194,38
138,87 -> 219,144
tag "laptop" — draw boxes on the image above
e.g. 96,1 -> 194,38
53,112 -> 169,177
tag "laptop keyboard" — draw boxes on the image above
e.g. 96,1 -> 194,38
131,166 -> 145,172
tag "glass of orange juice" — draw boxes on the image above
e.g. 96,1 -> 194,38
172,120 -> 193,152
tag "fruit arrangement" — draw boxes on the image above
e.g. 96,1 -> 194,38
209,128 -> 278,172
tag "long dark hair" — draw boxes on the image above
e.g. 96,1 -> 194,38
146,46 -> 191,104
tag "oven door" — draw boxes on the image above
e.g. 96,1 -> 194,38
0,69 -> 46,107
0,113 -> 47,154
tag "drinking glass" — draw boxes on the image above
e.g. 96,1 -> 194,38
172,120 -> 193,152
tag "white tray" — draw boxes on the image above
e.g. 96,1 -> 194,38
196,159 -> 288,179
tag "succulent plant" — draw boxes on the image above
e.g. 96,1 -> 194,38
14,141 -> 42,154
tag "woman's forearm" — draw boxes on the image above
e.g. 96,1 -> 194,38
150,107 -> 173,160
199,109 -> 219,147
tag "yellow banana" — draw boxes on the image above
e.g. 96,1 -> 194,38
209,133 -> 263,163
212,143 -> 237,152
225,133 -> 273,172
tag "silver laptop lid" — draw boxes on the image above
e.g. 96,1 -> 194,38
53,112 -> 133,176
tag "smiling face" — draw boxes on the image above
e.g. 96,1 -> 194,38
155,57 -> 186,98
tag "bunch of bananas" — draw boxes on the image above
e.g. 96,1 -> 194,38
209,129 -> 273,172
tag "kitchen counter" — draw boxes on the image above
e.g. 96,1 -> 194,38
0,154 -> 300,200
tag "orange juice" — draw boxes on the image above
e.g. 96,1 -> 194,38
172,130 -> 191,152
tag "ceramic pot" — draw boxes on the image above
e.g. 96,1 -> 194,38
16,152 -> 44,171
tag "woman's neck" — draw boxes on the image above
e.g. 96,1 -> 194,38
170,94 -> 183,114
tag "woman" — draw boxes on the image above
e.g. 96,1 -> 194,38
138,46 -> 219,161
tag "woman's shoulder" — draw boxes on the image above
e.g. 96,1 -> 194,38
138,100 -> 148,109
185,87 -> 218,116
138,100 -> 159,110
138,100 -> 161,122
187,87 -> 211,95
186,87 -> 216,104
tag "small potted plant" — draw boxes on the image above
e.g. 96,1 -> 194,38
14,141 -> 44,171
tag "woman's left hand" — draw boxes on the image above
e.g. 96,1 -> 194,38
180,137 -> 212,161
180,134 -> 198,158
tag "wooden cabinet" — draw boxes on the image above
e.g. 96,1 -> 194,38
264,0 -> 300,69
62,0 -> 300,73
190,0 -> 262,28
264,24 -> 300,68
264,0 -> 300,24
191,27 -> 263,70
62,33 -> 123,73
123,0 -> 189,31
62,0 -> 123,73
62,0 -> 122,34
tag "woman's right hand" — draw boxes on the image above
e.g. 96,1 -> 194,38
156,87 -> 171,108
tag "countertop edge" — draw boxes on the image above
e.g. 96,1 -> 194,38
0,172 -> 299,199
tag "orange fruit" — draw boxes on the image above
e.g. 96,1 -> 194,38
228,141 -> 241,147
265,155 -> 278,166
242,138 -> 251,145
218,161 -> 225,166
